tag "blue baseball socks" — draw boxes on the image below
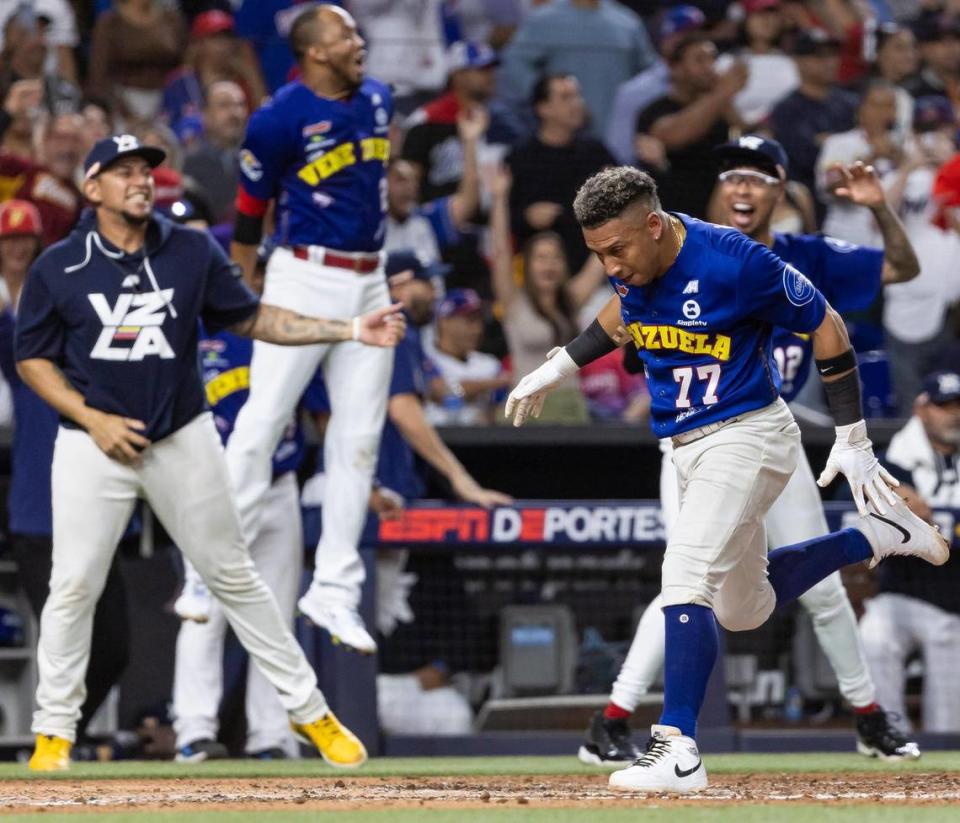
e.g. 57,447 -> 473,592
766,528 -> 873,606
658,604 -> 718,738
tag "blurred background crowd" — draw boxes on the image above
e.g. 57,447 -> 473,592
2,0 -> 958,429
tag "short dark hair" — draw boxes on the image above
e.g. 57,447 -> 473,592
290,6 -> 321,61
666,31 -> 711,64
573,167 -> 661,229
531,73 -> 573,108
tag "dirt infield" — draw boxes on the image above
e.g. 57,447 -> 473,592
2,772 -> 960,814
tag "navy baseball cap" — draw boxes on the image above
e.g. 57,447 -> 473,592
659,6 -> 705,42
83,134 -> 166,181
437,288 -> 483,319
714,134 -> 789,177
385,250 -> 451,281
922,370 -> 960,404
913,95 -> 954,132
447,40 -> 499,73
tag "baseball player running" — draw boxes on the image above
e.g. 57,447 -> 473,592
579,137 -> 923,767
506,167 -> 948,793
16,134 -> 403,771
227,4 -> 394,655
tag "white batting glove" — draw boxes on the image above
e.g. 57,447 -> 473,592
505,346 -> 578,427
816,420 -> 900,516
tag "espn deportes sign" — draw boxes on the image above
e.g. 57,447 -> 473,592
376,501 -> 960,549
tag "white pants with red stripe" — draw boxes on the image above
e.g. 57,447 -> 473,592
172,471 -> 302,755
610,403 -> 876,713
34,415 -> 327,742
225,246 -> 393,608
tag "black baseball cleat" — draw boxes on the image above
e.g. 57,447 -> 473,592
577,710 -> 641,767
175,739 -> 229,763
855,709 -> 921,762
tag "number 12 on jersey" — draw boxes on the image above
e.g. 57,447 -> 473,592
673,364 -> 721,408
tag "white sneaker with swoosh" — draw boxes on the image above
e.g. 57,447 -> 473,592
854,499 -> 950,569
609,724 -> 708,793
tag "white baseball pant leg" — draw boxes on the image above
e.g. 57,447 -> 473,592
765,447 -> 877,708
34,426 -> 139,741
173,472 -> 302,754
860,593 -> 960,732
377,674 -> 473,735
664,400 -> 799,630
226,248 -> 392,608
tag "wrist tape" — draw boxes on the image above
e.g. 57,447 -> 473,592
566,318 -> 617,367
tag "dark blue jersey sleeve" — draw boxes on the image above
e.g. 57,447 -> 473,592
15,266 -> 65,362
238,105 -> 291,201
201,239 -> 260,333
815,238 -> 884,314
390,334 -> 423,398
737,242 -> 827,333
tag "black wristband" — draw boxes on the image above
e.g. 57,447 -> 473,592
566,318 -> 617,368
816,348 -> 857,377
822,368 -> 863,426
233,212 -> 264,246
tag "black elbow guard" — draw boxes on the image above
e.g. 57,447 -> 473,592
566,318 -> 617,368
233,212 -> 264,246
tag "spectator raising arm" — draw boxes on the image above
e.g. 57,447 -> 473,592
447,105 -> 488,230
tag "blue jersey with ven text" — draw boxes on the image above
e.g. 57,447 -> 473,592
239,78 -> 393,252
617,215 -> 827,438
769,234 -> 883,401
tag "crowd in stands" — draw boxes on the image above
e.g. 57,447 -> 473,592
0,0 -> 959,430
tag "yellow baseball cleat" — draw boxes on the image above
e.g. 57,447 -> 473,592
28,734 -> 71,772
291,711 -> 368,768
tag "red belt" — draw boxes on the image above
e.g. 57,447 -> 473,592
289,245 -> 380,273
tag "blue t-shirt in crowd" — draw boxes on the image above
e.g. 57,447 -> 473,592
617,215 -> 827,438
15,210 -> 259,442
238,77 -> 393,252
199,329 -> 325,478
0,309 -> 58,536
769,233 -> 883,401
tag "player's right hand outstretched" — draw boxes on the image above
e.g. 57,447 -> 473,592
354,303 -> 406,347
505,346 -> 578,427
86,411 -> 150,465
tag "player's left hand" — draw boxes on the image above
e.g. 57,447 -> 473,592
450,471 -> 513,508
355,303 -> 406,347
816,420 -> 900,516
830,161 -> 885,209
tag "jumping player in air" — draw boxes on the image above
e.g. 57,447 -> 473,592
505,166 -> 948,793
16,134 -> 403,771
578,137 -> 924,768
226,4 -> 394,655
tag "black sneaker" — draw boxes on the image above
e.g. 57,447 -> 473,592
249,747 -> 288,760
577,710 -> 641,767
855,709 -> 921,762
175,739 -> 229,763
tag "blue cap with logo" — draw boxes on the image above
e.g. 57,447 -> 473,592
83,134 -> 166,181
922,370 -> 960,404
714,134 -> 789,177
447,40 -> 499,72
659,5 -> 706,42
385,250 -> 452,282
437,288 -> 483,319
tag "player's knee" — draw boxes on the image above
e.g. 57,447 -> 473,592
714,598 -> 772,632
48,576 -> 101,610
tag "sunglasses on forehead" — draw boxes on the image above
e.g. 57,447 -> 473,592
717,169 -> 782,187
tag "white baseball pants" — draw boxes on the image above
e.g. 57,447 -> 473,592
860,593 -> 960,732
225,247 -> 392,609
33,415 -> 327,742
610,406 -> 876,712
173,472 -> 302,755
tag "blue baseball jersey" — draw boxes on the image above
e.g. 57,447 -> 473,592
769,234 -> 883,401
0,309 -> 58,536
15,211 -> 259,442
199,330 -> 325,478
238,78 -> 393,252
617,215 -> 827,438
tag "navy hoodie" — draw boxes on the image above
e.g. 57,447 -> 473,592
15,209 -> 259,442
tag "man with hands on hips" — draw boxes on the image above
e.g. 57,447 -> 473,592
16,134 -> 403,771
506,166 -> 947,793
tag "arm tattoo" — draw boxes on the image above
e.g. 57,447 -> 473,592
872,203 -> 919,283
230,304 -> 351,345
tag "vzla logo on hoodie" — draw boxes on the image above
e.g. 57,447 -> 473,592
88,290 -> 175,361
